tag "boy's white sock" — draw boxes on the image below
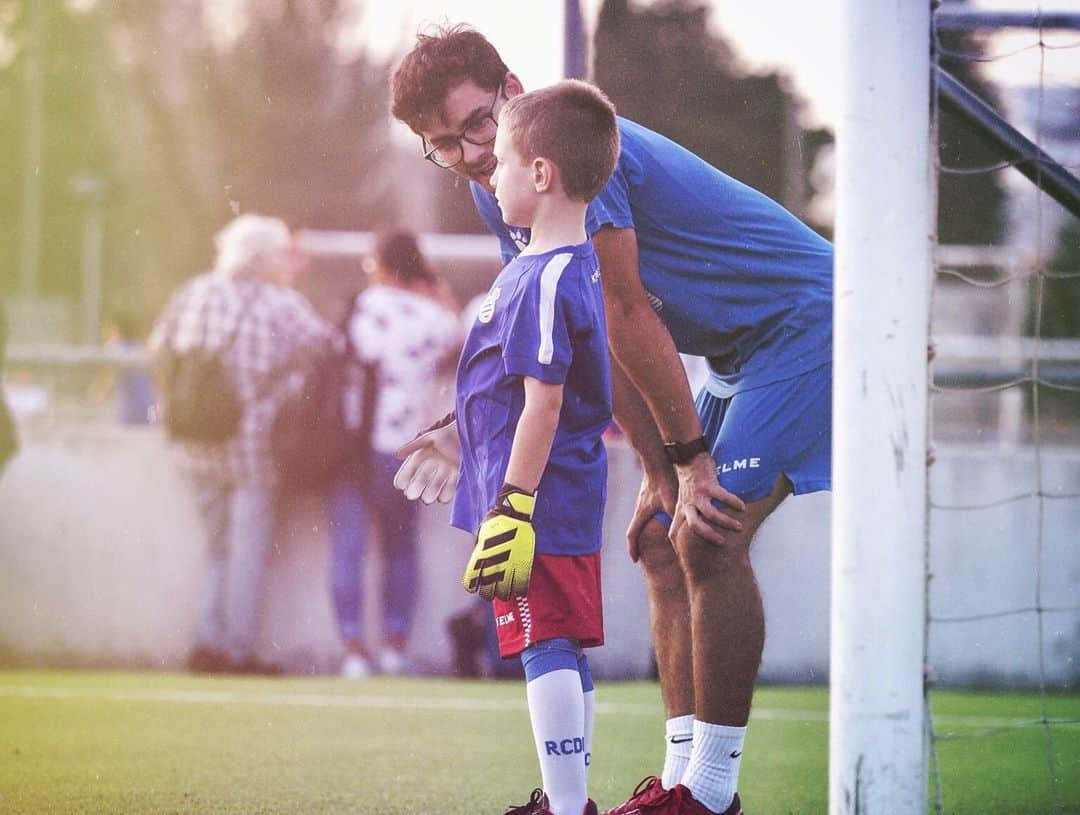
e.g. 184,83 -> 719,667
583,688 -> 596,783
661,714 -> 695,789
681,720 -> 746,814
526,668 -> 588,815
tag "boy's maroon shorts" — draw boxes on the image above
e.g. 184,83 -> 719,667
491,551 -> 604,658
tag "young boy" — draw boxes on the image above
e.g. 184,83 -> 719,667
447,80 -> 618,815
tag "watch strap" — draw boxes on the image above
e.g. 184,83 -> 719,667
663,436 -> 710,465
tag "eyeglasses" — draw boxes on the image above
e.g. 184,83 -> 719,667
421,85 -> 503,170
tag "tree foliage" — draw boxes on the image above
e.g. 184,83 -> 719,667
0,1 -> 110,301
592,0 -> 831,226
1,0 -> 392,335
1033,219 -> 1080,339
935,0 -> 1008,245
197,0 -> 391,231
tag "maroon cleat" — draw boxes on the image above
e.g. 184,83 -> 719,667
602,776 -> 667,815
502,789 -> 550,815
602,782 -> 742,815
676,786 -> 742,815
502,789 -> 599,815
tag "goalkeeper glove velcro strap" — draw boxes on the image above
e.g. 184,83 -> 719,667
420,411 -> 456,436
493,483 -> 535,521
394,411 -> 458,461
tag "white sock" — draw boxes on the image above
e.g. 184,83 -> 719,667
681,720 -> 746,813
661,714 -> 695,789
583,688 -> 596,783
526,669 -> 588,815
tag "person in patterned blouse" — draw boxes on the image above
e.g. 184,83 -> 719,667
329,229 -> 461,678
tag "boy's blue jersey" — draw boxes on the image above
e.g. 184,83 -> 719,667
471,116 -> 834,397
451,242 -> 611,556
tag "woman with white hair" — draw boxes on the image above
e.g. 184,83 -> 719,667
150,214 -> 335,675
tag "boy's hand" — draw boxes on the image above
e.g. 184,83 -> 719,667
393,412 -> 461,504
462,485 -> 536,601
394,448 -> 459,504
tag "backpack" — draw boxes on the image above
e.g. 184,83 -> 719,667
269,313 -> 377,491
160,288 -> 253,445
162,349 -> 243,444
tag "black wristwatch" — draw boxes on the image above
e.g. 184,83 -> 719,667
663,436 -> 709,465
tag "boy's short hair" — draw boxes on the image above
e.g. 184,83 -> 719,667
500,80 -> 620,203
391,24 -> 508,134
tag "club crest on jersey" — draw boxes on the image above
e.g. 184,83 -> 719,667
509,228 -> 529,251
477,286 -> 502,324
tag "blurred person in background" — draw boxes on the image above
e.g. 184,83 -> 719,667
150,214 -> 335,675
0,297 -> 17,477
87,310 -> 156,426
329,229 -> 461,678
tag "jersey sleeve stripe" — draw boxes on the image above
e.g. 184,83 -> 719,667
538,253 -> 573,365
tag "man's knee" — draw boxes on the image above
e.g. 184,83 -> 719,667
636,519 -> 684,591
676,475 -> 792,584
674,524 -> 753,586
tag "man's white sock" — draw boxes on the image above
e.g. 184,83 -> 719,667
661,714 -> 695,789
526,668 -> 588,815
681,720 -> 745,813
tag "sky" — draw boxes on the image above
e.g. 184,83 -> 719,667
346,0 -> 1080,128
198,0 -> 1080,130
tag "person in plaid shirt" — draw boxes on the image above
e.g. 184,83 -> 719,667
150,214 -> 335,675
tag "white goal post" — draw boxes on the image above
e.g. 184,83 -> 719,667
830,2 -> 932,813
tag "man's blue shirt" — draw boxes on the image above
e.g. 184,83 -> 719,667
472,116 -> 834,397
451,242 -> 611,556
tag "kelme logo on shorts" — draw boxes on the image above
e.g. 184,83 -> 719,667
717,457 -> 762,474
478,286 -> 502,324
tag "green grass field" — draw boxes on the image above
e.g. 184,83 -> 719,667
0,670 -> 1076,814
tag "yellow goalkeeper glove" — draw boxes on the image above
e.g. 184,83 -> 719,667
462,484 -> 537,601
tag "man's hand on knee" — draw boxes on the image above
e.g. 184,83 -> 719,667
626,470 -> 677,562
670,453 -> 746,546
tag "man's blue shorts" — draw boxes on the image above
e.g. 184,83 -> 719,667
700,361 -> 831,502
655,362 -> 831,524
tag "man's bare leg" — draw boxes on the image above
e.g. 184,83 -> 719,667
637,518 -> 694,719
675,474 -> 792,811
634,518 -> 695,793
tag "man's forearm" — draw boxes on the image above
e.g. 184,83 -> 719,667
608,304 -> 703,445
593,226 -> 704,449
610,356 -> 671,480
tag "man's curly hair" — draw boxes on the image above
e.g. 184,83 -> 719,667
390,24 -> 509,134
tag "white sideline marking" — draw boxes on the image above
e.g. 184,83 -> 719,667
0,684 -> 1055,729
